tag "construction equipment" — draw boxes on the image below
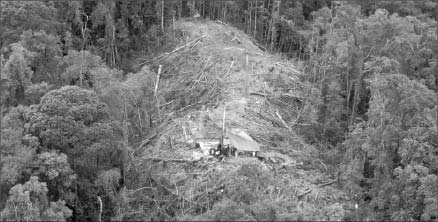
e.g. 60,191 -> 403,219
208,105 -> 234,158
195,106 -> 262,159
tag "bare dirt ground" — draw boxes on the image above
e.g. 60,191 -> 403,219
128,19 -> 353,220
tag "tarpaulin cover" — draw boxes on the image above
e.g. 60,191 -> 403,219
227,129 -> 261,152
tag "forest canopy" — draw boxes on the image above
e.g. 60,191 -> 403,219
1,0 -> 437,221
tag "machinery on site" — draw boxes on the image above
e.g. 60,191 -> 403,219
191,106 -> 299,168
196,106 -> 261,159
198,130 -> 260,159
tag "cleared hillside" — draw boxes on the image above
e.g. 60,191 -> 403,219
122,19 -> 353,221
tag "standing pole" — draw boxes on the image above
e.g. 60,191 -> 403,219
203,0 -> 205,17
97,196 -> 103,222
0,54 -> 2,148
249,1 -> 252,35
0,0 -> 4,204
221,104 -> 226,146
254,0 -> 257,38
161,0 -> 164,32
435,1 -> 438,129
154,65 -> 162,97
154,65 -> 163,121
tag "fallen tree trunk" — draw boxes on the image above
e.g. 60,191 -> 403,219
134,157 -> 201,164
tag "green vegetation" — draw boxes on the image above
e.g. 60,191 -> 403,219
1,0 -> 437,221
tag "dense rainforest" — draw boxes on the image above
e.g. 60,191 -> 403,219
0,0 -> 437,221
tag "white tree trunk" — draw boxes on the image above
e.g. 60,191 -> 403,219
161,0 -> 164,32
254,0 -> 257,38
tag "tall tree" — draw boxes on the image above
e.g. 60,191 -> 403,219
0,1 -> 61,47
2,43 -> 34,105
26,86 -> 125,220
91,0 -> 118,68
1,176 -> 72,221
19,30 -> 63,87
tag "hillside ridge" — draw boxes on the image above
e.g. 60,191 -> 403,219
126,19 -> 353,221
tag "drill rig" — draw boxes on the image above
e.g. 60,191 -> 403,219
195,105 -> 261,159
208,105 -> 235,158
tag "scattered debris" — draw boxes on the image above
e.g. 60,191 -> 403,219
129,19 -> 349,220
